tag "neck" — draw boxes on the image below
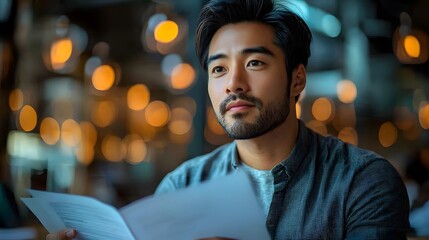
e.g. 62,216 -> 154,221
235,113 -> 299,170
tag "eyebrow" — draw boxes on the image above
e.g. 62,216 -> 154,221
242,46 -> 274,56
206,46 -> 275,67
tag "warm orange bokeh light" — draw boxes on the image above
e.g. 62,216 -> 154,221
306,120 -> 328,136
418,103 -> 429,129
101,135 -> 125,162
124,134 -> 147,164
338,127 -> 358,145
154,20 -> 179,43
61,119 -> 82,147
9,88 -> 24,111
296,103 -> 302,119
40,117 -> 60,145
91,101 -> 117,127
51,38 -> 73,69
80,121 -> 97,147
312,98 -> 334,122
145,101 -> 170,127
92,65 -> 115,91
168,108 -> 193,135
171,63 -> 195,90
19,105 -> 37,132
404,35 -> 420,58
127,84 -> 150,111
75,141 -> 95,166
337,80 -> 357,104
379,121 -> 398,148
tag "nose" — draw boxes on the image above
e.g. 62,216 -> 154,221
226,65 -> 249,94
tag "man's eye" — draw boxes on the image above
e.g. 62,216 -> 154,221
212,66 -> 225,74
247,60 -> 263,67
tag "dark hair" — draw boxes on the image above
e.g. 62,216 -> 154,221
195,0 -> 312,80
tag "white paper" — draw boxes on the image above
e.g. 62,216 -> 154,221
121,170 -> 270,240
22,170 -> 270,240
0,227 -> 37,240
22,190 -> 135,240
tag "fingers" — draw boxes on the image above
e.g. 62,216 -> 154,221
46,229 -> 76,240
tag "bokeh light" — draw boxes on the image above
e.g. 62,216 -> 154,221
404,35 -> 420,58
9,88 -> 24,111
61,119 -> 81,147
101,135 -> 126,162
79,121 -> 97,147
168,108 -> 193,135
127,84 -> 150,111
312,97 -> 334,122
145,101 -> 170,127
124,134 -> 147,164
418,103 -> 429,129
75,121 -> 97,166
337,80 -> 357,104
338,127 -> 358,145
91,100 -> 117,127
296,103 -> 302,119
19,105 -> 37,132
379,121 -> 398,148
306,120 -> 328,136
394,27 -> 428,64
75,142 -> 94,166
170,63 -> 195,90
154,20 -> 179,43
50,38 -> 73,69
92,65 -> 115,91
40,117 -> 61,145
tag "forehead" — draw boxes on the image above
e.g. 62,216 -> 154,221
208,22 -> 278,56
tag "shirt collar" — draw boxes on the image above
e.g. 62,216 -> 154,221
277,119 -> 310,178
230,141 -> 240,169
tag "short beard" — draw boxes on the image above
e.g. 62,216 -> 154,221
217,92 -> 290,139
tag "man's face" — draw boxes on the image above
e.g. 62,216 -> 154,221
207,22 -> 291,139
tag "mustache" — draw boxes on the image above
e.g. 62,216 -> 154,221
219,93 -> 263,115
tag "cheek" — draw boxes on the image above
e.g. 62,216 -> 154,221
253,72 -> 286,95
208,90 -> 223,117
208,80 -> 223,104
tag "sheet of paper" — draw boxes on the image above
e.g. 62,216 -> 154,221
22,189 -> 135,240
120,170 -> 270,240
0,227 -> 37,240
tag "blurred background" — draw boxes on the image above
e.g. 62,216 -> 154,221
1,0 -> 429,238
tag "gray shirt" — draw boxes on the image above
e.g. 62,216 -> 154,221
156,120 -> 410,239
240,161 -> 274,217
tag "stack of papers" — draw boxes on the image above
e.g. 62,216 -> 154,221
22,170 -> 270,240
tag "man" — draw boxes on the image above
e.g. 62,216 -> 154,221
49,0 -> 410,239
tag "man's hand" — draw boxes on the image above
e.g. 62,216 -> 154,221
46,229 -> 76,240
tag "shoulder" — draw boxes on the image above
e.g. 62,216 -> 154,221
311,134 -> 410,233
155,142 -> 236,194
312,132 -> 405,191
316,133 -> 389,170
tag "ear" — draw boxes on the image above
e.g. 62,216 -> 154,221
290,64 -> 306,98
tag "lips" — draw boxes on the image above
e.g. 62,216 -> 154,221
225,100 -> 255,112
